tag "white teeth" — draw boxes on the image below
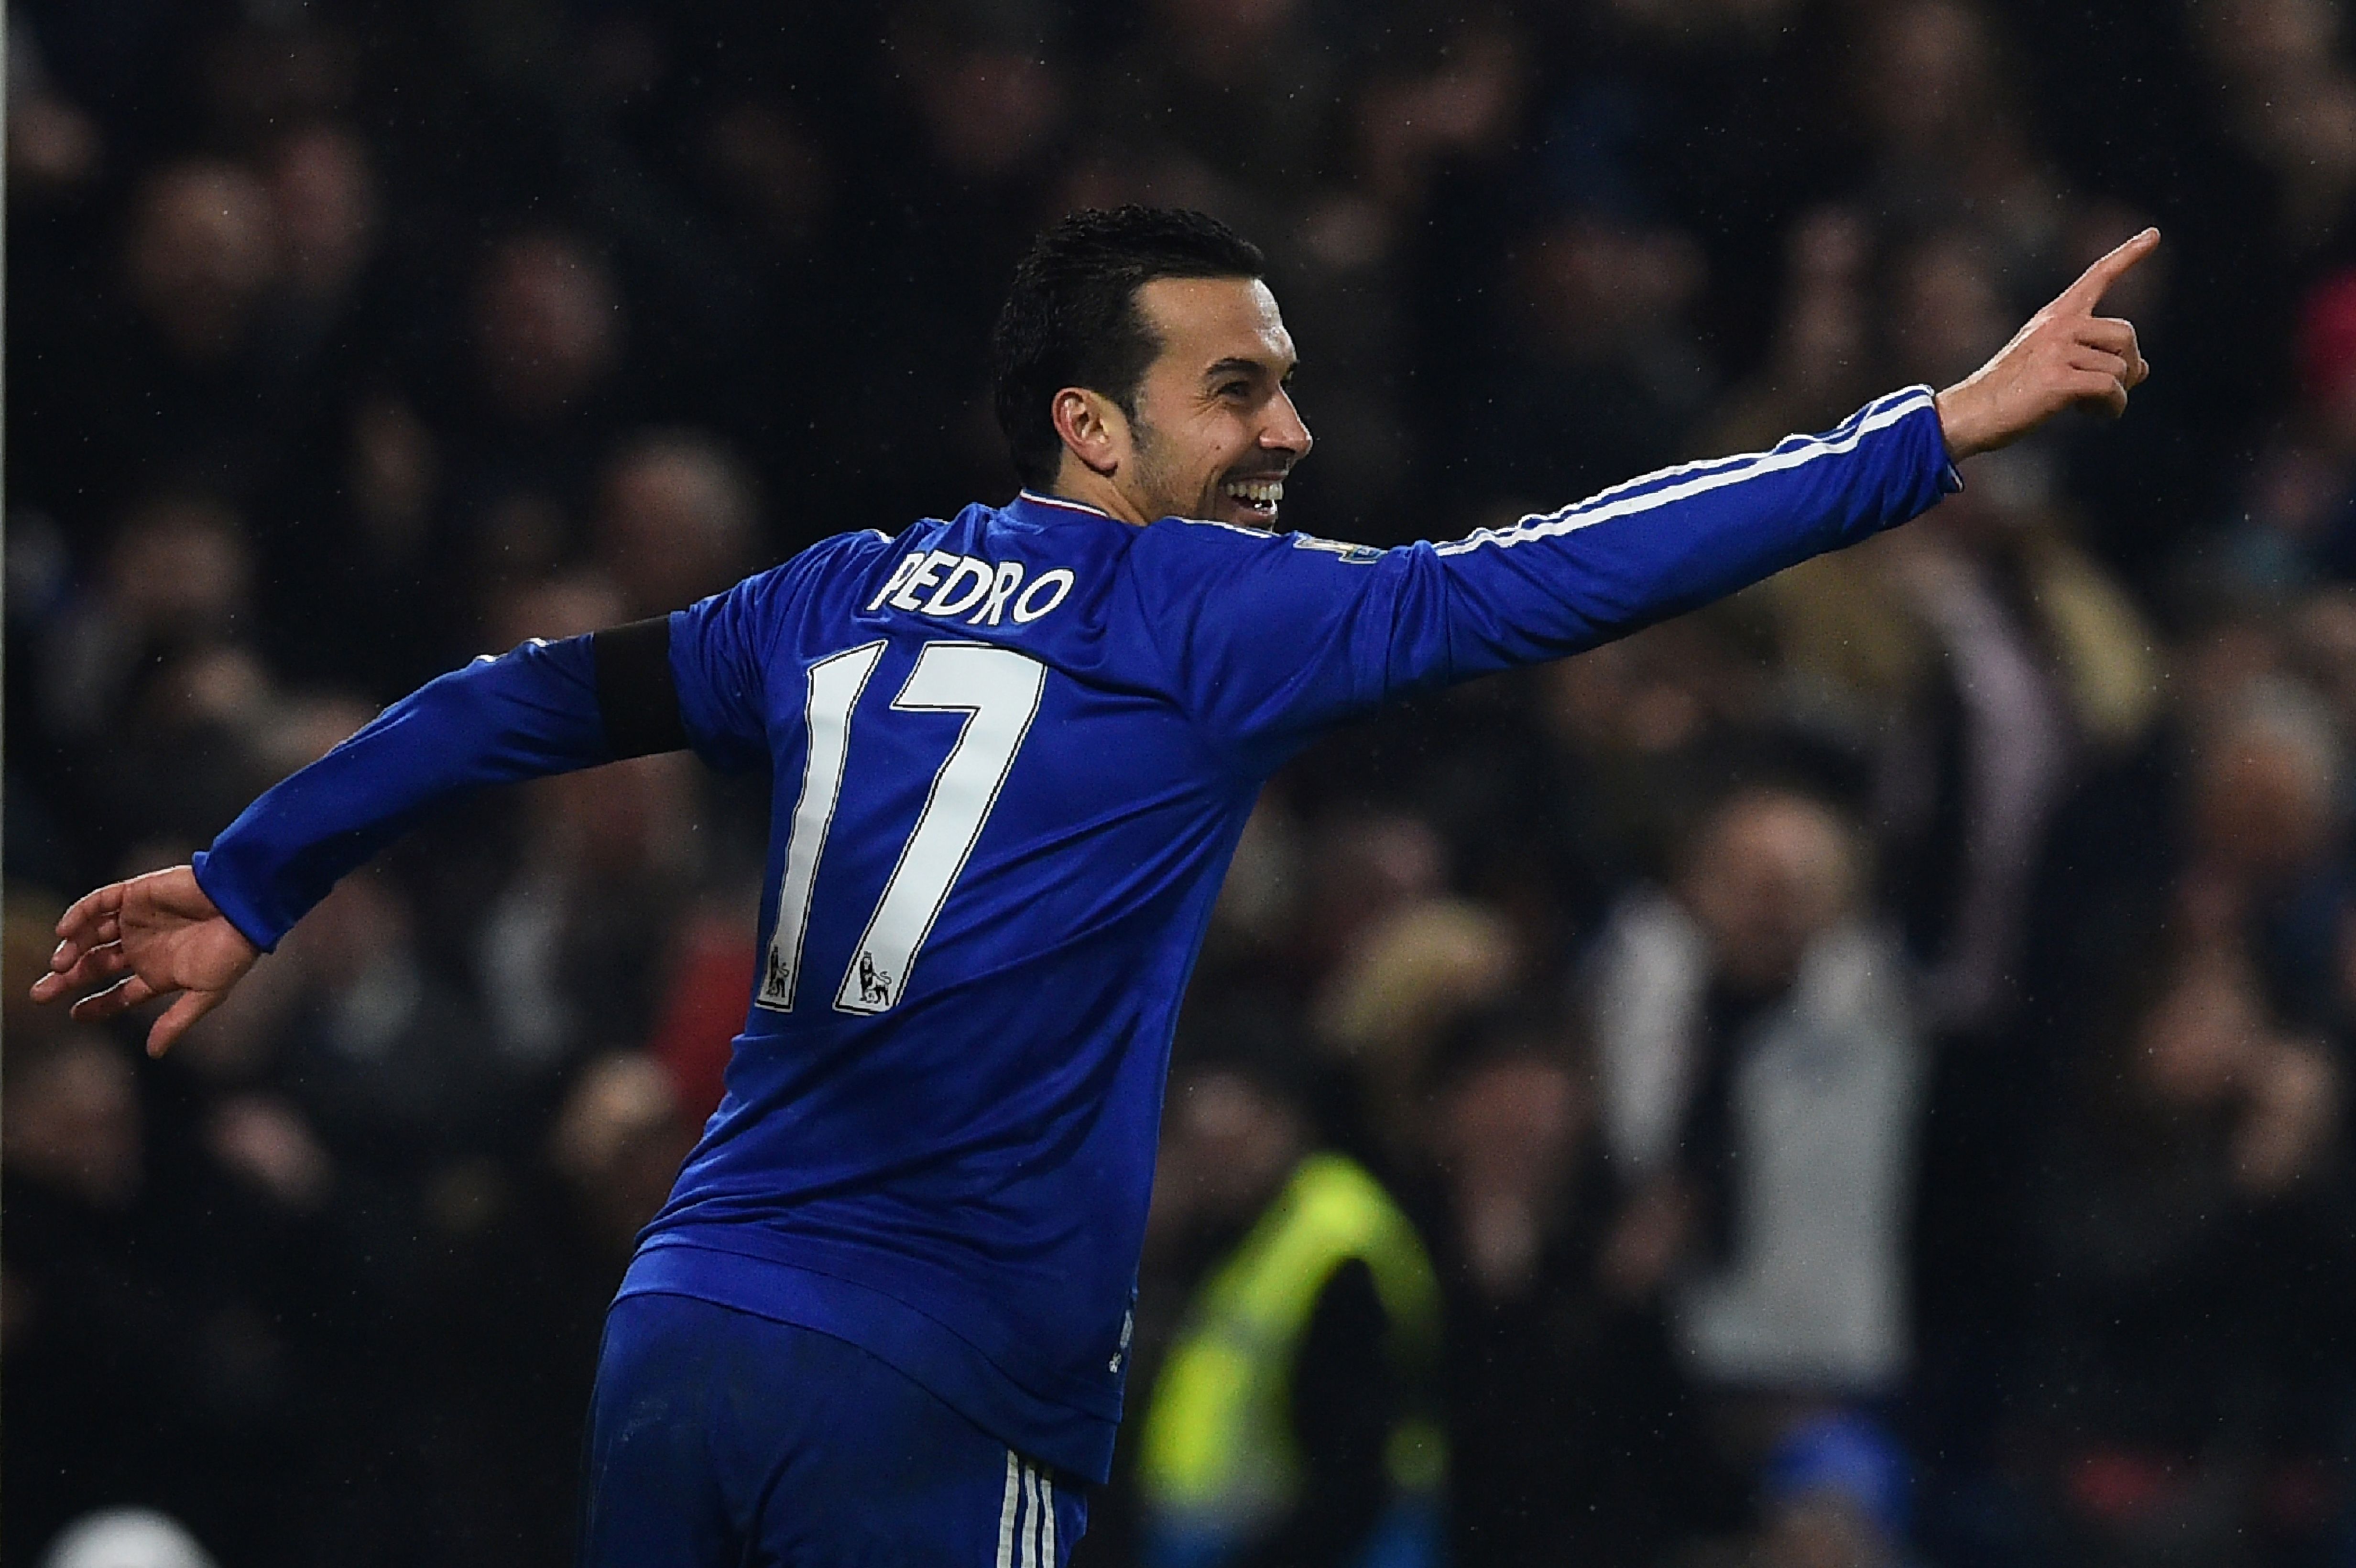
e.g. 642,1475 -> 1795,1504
1222,479 -> 1285,508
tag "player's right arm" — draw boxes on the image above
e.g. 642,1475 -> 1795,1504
33,576 -> 776,1055
1138,230 -> 2157,770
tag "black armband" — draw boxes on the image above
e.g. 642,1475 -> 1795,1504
592,618 -> 689,759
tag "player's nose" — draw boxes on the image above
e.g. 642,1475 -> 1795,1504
1263,389 -> 1313,460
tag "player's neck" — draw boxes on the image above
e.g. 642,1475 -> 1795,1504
1043,462 -> 1153,527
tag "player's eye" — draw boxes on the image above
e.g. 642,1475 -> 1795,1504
1217,381 -> 1251,399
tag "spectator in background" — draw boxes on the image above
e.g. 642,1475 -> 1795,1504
845,4 -> 1072,516
1848,0 -> 2069,277
37,495 -> 284,857
2023,944 -> 2348,1567
2,885 -> 338,1568
435,229 -> 633,599
474,755 -> 700,1083
11,156 -> 295,524
1463,206 -> 1717,517
2192,0 -> 2356,252
120,160 -> 283,370
1429,1013 -> 1704,1568
471,230 -> 625,432
593,430 -> 761,618
413,1053 -> 701,1568
8,13 -> 102,203
1767,452 -> 2161,1041
265,124 -> 381,329
2227,268 -> 2356,588
1585,789 -> 1923,1423
1137,1049 -> 1446,1568
1311,880 -> 1521,1170
258,387 -> 451,698
1736,1413 -> 1915,1568
1704,205 -> 1880,458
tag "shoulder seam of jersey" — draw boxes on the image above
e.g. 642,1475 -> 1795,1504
1160,516 -> 1282,540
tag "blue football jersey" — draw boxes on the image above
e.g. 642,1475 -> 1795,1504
192,387 -> 1956,1481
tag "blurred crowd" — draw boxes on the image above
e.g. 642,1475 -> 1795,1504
15,0 -> 2356,1565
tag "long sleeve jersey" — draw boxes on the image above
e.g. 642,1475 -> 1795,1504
193,386 -> 1957,1480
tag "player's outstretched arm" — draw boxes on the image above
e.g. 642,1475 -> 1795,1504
28,621 -> 695,1053
1933,228 -> 2158,462
31,867 -> 259,1056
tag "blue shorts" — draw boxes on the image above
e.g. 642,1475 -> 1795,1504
581,1291 -> 1088,1568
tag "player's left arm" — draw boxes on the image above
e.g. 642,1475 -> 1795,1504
1393,227 -> 2160,680
1931,227 -> 2156,461
1144,230 -> 2156,767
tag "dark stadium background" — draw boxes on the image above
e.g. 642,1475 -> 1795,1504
10,1 -> 2356,1564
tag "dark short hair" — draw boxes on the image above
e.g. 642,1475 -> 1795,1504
991,207 -> 1266,490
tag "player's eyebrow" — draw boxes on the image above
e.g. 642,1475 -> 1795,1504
1202,355 -> 1299,382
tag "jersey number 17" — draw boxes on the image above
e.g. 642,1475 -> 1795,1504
756,641 -> 1046,1016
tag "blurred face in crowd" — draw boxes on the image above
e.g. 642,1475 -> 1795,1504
107,497 -> 253,647
268,124 -> 379,301
1889,231 -> 2007,390
123,159 -> 280,359
910,46 -> 1064,178
2198,0 -> 2342,86
1680,792 -> 1858,996
2191,701 -> 2342,882
1859,0 -> 1995,154
1157,1068 -> 1303,1230
2135,952 -> 2268,1107
1068,275 -> 1313,529
1435,1054 -> 1587,1299
474,232 -> 622,420
3,1035 -> 143,1210
595,437 -> 756,615
1517,219 -> 1706,365
1152,0 -> 1297,82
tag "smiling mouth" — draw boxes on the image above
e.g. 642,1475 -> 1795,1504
1220,475 -> 1286,525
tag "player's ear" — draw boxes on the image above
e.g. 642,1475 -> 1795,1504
1051,387 -> 1126,478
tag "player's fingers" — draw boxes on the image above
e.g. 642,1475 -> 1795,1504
68,972 -> 159,1025
46,910 -> 124,971
30,939 -> 134,1003
2079,316 -> 2141,359
2057,228 -> 2161,314
2070,347 -> 2133,382
148,988 -> 225,1058
55,881 -> 127,947
2069,368 -> 2131,417
2091,323 -> 2149,387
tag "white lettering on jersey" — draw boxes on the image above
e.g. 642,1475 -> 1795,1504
890,550 -> 960,610
868,552 -> 1077,627
867,552 -> 927,611
974,561 -> 1025,626
924,556 -> 996,618
1011,569 -> 1075,623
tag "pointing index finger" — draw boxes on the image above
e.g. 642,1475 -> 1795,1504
2060,227 -> 2161,314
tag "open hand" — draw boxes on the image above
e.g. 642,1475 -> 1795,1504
1934,228 -> 2159,463
30,866 -> 260,1056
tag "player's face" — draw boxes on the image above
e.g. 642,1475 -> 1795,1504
1123,276 -> 1312,529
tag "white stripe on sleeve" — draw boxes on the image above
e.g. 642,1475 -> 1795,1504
1432,387 -> 1934,557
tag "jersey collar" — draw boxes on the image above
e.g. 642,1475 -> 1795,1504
1011,489 -> 1119,525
